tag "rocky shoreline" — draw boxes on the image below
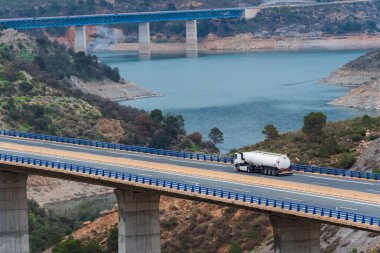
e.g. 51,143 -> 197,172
69,75 -> 160,101
321,59 -> 380,110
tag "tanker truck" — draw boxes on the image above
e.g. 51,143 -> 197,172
233,151 -> 292,176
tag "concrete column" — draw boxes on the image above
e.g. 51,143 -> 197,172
115,190 -> 160,253
0,172 -> 29,253
270,215 -> 320,253
186,20 -> 198,52
74,26 -> 87,53
139,22 -> 151,55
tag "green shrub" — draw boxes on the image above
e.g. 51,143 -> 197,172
53,237 -> 105,253
350,134 -> 363,142
107,227 -> 118,253
368,135 -> 379,141
338,153 -> 356,169
318,138 -> 340,158
228,240 -> 243,253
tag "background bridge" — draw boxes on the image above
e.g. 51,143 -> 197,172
0,131 -> 379,253
0,8 -> 259,54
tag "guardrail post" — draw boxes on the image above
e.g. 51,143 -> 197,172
205,188 -> 209,195
184,184 -> 187,191
235,193 -> 239,201
213,189 -> 216,197
191,185 -> 194,192
258,197 -> 261,205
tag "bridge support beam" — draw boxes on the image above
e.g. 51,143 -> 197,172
186,20 -> 198,52
74,26 -> 87,53
115,189 -> 160,253
0,171 -> 29,253
139,22 -> 151,55
270,215 -> 320,253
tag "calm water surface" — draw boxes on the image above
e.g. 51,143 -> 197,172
96,51 -> 379,153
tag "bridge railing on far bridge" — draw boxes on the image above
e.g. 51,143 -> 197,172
0,130 -> 379,181
0,152 -> 379,230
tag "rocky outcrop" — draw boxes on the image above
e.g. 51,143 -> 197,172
353,137 -> 380,172
329,78 -> 380,109
69,76 -> 160,101
321,69 -> 380,87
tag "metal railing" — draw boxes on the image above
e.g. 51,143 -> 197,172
0,130 -> 379,181
0,152 -> 379,229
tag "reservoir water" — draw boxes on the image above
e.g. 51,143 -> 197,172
96,51 -> 379,153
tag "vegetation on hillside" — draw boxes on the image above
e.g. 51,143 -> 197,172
0,31 -> 220,152
0,31 -> 222,252
28,200 -> 80,253
235,112 -> 380,170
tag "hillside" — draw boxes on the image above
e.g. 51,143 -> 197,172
321,49 -> 380,109
0,30 -> 222,252
234,114 -> 380,171
0,30 -> 219,153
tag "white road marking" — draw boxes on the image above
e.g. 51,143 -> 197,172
185,181 -> 199,186
367,189 -> 380,194
139,174 -> 153,177
306,175 -> 374,185
312,182 -> 328,186
2,149 -> 380,209
233,189 -> 250,193
339,206 -> 358,211
168,159 -> 227,167
285,197 -> 303,202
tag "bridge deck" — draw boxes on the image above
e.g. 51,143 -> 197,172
0,135 -> 379,232
0,8 -> 244,29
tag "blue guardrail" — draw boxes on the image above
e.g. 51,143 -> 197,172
0,152 -> 379,228
0,130 -> 379,181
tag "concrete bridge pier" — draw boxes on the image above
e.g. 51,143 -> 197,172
74,26 -> 87,53
139,22 -> 151,55
270,215 -> 320,253
0,171 -> 29,253
186,20 -> 198,52
115,189 -> 161,253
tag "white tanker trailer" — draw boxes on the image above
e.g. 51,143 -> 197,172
233,151 -> 292,176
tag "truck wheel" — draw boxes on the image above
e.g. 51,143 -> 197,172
264,167 -> 268,175
235,164 -> 240,172
274,170 -> 279,176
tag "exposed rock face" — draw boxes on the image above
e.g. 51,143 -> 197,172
321,69 -> 380,87
329,78 -> 380,109
69,76 -> 160,101
27,175 -> 113,206
354,137 -> 380,172
322,49 -> 380,110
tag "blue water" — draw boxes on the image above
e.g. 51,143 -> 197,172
96,51 -> 379,153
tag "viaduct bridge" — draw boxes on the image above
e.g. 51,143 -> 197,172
0,131 -> 379,253
0,8 -> 259,54
0,0 -> 371,55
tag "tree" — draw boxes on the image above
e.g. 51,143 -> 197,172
262,124 -> 279,140
149,109 -> 164,125
188,132 -> 203,145
208,127 -> 224,145
302,112 -> 327,142
228,240 -> 243,253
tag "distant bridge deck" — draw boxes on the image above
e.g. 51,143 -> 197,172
0,8 -> 244,29
0,132 -> 379,232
